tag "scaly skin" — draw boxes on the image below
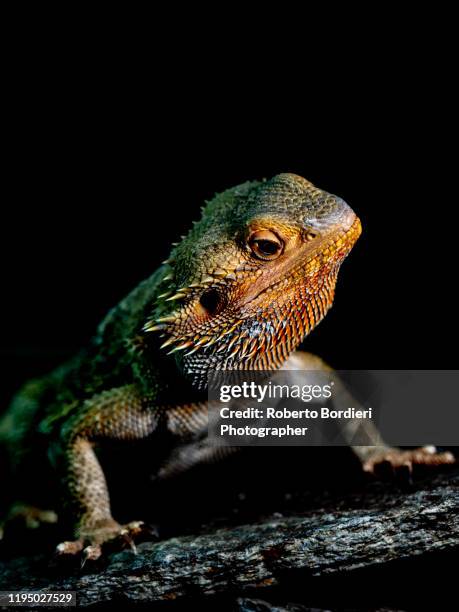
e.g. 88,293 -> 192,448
0,173 -> 454,561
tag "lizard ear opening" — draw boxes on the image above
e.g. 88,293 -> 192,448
199,288 -> 220,316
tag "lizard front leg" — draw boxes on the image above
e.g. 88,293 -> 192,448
286,351 -> 455,478
156,402 -> 237,479
155,352 -> 455,488
57,385 -> 159,561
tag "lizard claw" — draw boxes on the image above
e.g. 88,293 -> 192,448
122,520 -> 145,537
56,540 -> 84,555
81,544 -> 102,567
2,503 -> 58,535
56,518 -> 155,564
119,530 -> 137,554
363,445 -> 456,482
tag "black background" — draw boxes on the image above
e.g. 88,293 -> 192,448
1,62 -> 457,409
0,24 -> 458,611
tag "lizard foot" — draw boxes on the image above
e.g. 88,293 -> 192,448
363,445 -> 455,481
56,518 -> 156,565
0,503 -> 58,538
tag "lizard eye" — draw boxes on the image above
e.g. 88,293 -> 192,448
248,230 -> 284,261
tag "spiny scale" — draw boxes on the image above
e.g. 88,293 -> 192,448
143,322 -> 167,333
165,293 -> 187,302
160,337 -> 176,349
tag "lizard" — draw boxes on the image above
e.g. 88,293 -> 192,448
0,173 -> 454,562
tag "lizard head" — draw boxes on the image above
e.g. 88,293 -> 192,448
143,173 -> 361,389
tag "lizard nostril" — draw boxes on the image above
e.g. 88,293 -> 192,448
199,288 -> 220,315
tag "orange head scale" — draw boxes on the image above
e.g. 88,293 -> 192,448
143,173 -> 361,389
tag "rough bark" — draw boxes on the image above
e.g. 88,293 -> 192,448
1,471 -> 457,608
